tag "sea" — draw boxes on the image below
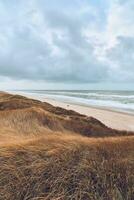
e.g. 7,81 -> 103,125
15,90 -> 134,115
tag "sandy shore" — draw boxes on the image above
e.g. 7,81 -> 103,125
10,91 -> 134,131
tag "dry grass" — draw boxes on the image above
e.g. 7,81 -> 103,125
0,92 -> 134,200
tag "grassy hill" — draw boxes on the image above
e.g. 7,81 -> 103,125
0,92 -> 134,200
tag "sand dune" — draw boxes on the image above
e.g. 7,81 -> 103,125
10,91 -> 134,131
0,92 -> 134,200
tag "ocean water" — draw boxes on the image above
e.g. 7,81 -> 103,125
22,90 -> 134,114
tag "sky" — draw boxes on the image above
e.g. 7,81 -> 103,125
0,0 -> 134,90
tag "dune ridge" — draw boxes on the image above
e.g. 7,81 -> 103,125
0,92 -> 134,200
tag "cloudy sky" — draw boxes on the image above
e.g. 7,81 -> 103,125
0,0 -> 134,90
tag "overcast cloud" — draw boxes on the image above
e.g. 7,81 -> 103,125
0,0 -> 134,89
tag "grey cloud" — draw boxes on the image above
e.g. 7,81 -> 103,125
107,36 -> 134,81
0,0 -> 134,84
0,0 -> 108,83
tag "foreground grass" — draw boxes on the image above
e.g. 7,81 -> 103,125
0,134 -> 134,200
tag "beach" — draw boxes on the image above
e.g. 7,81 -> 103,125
11,91 -> 134,131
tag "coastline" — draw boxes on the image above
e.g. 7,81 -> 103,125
10,91 -> 134,132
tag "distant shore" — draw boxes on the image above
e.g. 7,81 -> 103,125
10,91 -> 134,131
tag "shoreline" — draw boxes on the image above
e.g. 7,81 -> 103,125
9,91 -> 134,132
45,97 -> 134,117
